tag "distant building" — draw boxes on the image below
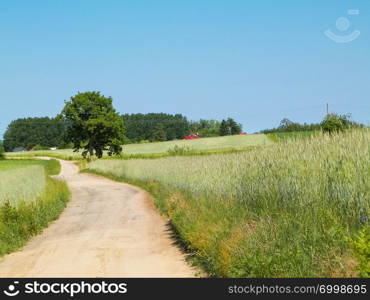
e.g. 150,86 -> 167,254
50,147 -> 57,151
13,147 -> 27,152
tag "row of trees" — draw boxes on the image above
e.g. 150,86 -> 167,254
261,118 -> 322,133
122,113 -> 189,142
2,117 -> 67,152
2,92 -> 243,152
188,118 -> 242,137
262,114 -> 364,134
123,115 -> 242,142
1,91 -> 365,158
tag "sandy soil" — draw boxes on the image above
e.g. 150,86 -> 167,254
0,159 -> 196,277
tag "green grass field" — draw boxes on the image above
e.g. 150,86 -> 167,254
6,134 -> 272,159
0,159 -> 61,174
0,159 -> 70,256
87,129 -> 370,277
0,159 -> 61,206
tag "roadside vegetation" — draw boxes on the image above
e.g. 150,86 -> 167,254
0,159 -> 70,256
87,129 -> 370,277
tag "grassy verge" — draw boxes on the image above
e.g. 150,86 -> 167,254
86,129 -> 370,277
0,160 -> 70,256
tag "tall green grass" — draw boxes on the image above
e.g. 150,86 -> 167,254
267,131 -> 318,142
0,166 -> 46,206
88,129 -> 370,277
0,159 -> 61,175
0,159 -> 70,256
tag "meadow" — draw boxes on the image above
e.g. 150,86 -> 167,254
6,134 -> 272,159
87,129 -> 370,277
0,159 -> 70,256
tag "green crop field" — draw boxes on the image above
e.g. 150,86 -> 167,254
87,129 -> 370,277
5,134 -> 271,159
267,131 -> 319,142
0,159 -> 70,256
0,165 -> 45,206
0,159 -> 61,174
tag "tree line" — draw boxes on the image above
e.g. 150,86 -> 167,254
261,114 -> 364,134
2,92 -> 242,152
122,113 -> 189,142
3,117 -> 67,152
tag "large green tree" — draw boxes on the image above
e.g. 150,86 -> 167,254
59,91 -> 125,158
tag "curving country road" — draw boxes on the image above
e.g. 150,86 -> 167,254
0,159 -> 196,277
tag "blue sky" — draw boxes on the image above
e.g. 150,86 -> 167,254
0,0 -> 369,136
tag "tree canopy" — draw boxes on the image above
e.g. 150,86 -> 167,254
219,118 -> 242,136
3,117 -> 66,152
189,119 -> 221,137
261,118 -> 322,133
122,113 -> 189,142
321,113 -> 362,133
59,91 -> 125,158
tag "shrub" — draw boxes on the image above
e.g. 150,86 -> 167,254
167,145 -> 193,155
351,226 -> 370,277
321,113 -> 351,133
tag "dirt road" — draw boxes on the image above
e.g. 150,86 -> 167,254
0,160 -> 196,277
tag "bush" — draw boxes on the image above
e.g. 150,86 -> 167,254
351,226 -> 370,277
167,145 -> 193,155
321,113 -> 352,133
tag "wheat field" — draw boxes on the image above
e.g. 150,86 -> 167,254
0,165 -> 46,206
88,129 -> 370,277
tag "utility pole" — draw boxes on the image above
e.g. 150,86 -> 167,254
326,103 -> 329,116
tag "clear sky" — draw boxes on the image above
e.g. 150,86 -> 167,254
1,0 -> 369,137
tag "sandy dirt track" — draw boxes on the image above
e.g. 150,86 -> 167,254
0,160 -> 196,277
